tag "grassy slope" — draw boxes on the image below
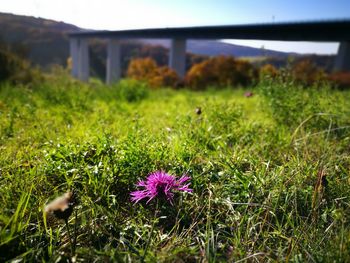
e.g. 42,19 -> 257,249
0,72 -> 350,262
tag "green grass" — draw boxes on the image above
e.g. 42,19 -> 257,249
0,71 -> 350,262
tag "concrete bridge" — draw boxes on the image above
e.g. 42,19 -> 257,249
69,20 -> 350,84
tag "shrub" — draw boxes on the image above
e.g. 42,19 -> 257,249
0,47 -> 42,85
328,71 -> 350,89
115,79 -> 149,102
127,57 -> 158,82
149,66 -> 181,88
185,56 -> 258,90
127,57 -> 180,88
291,59 -> 327,86
259,63 -> 278,79
0,49 -> 16,82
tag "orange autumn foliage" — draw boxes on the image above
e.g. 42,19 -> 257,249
149,66 -> 181,87
127,57 -> 158,81
185,56 -> 258,90
260,64 -> 279,78
291,59 -> 327,85
328,71 -> 350,89
127,57 -> 180,88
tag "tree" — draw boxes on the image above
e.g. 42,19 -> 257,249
260,64 -> 278,78
0,43 -> 42,85
127,57 -> 180,88
185,56 -> 257,90
291,59 -> 326,86
127,57 -> 158,82
328,71 -> 350,89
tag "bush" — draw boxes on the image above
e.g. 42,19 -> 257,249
149,66 -> 181,88
185,56 -> 258,90
115,79 -> 149,102
0,46 -> 42,85
259,63 -> 279,79
328,71 -> 350,89
127,57 -> 180,88
127,57 -> 158,81
291,59 -> 326,86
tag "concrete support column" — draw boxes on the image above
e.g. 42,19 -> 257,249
169,38 -> 186,78
334,42 -> 350,72
106,39 -> 121,84
69,38 -> 79,78
77,38 -> 89,82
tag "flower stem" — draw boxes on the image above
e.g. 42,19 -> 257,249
65,219 -> 74,256
73,209 -> 78,255
141,201 -> 159,262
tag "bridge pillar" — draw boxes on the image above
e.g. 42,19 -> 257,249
334,42 -> 350,72
77,38 -> 89,82
69,38 -> 89,81
169,38 -> 186,78
106,39 -> 121,84
69,38 -> 79,78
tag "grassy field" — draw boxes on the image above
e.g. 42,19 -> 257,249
0,71 -> 350,262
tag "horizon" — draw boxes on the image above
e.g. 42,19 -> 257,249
1,0 -> 350,54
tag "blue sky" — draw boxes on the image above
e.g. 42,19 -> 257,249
1,0 -> 350,54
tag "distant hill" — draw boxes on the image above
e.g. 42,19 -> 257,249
0,12 -> 336,76
0,12 -> 82,66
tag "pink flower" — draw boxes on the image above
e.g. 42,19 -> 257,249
130,171 -> 192,204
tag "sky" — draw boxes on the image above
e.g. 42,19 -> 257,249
1,0 -> 350,54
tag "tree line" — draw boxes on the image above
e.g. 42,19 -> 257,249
1,39 -> 350,89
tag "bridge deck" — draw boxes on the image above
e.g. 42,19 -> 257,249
68,20 -> 350,83
69,20 -> 350,41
